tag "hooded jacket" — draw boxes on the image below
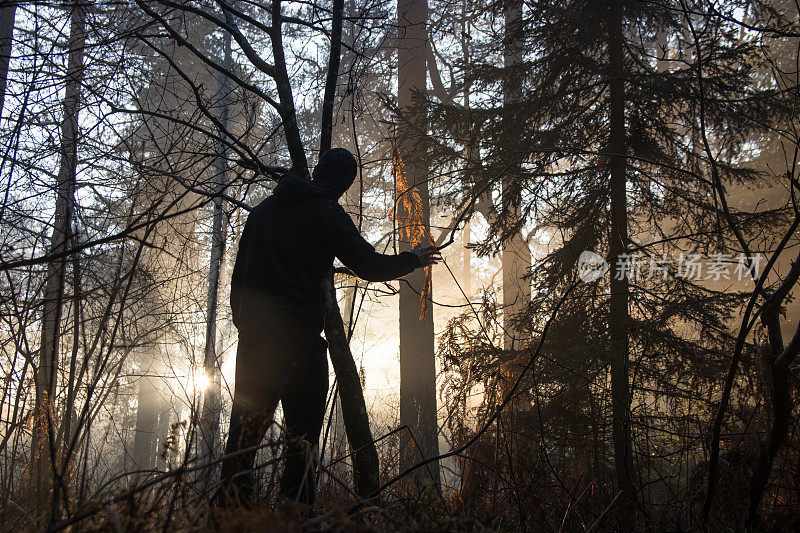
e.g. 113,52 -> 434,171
230,172 -> 420,333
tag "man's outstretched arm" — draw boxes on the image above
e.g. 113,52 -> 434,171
331,205 -> 440,282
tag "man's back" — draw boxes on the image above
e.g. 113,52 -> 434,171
230,172 -> 419,334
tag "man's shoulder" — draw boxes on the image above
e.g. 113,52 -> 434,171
307,195 -> 345,214
247,196 -> 274,219
248,187 -> 345,226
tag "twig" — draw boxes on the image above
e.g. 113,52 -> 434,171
585,491 -> 622,533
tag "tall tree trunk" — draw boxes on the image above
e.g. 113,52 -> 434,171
458,2 -> 480,500
32,0 -> 86,518
156,396 -> 173,470
461,219 -> 471,296
318,0 -> 381,498
0,0 -> 15,116
397,0 -> 440,488
133,357 -> 160,472
199,7 -> 233,467
607,0 -> 636,525
501,0 -> 530,352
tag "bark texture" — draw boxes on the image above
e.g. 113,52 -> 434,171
397,0 -> 440,487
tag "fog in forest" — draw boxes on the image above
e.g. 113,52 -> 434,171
1,0 -> 799,530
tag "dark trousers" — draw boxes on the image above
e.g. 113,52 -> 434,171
220,326 -> 328,506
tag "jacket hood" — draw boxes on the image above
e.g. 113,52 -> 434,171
273,172 -> 336,204
312,148 -> 357,198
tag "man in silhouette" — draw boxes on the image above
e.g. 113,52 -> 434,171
221,148 -> 439,507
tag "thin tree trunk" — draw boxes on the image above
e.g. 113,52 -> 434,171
52,234 -> 81,488
461,219 -> 471,296
458,1 -> 479,499
607,0 -> 636,525
322,274 -> 380,496
0,0 -> 15,116
199,5 -> 233,467
318,0 -> 380,498
397,0 -> 439,488
501,0 -> 529,352
319,0 -> 343,156
270,0 -> 307,174
32,0 -> 86,518
133,358 -> 160,472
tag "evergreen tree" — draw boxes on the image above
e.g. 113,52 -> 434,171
429,0 -> 785,526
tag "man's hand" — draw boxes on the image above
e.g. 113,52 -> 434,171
410,243 -> 442,267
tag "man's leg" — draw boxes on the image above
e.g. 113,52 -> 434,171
279,334 -> 329,506
220,330 -> 291,505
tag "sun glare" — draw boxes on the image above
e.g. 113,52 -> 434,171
193,369 -> 211,394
